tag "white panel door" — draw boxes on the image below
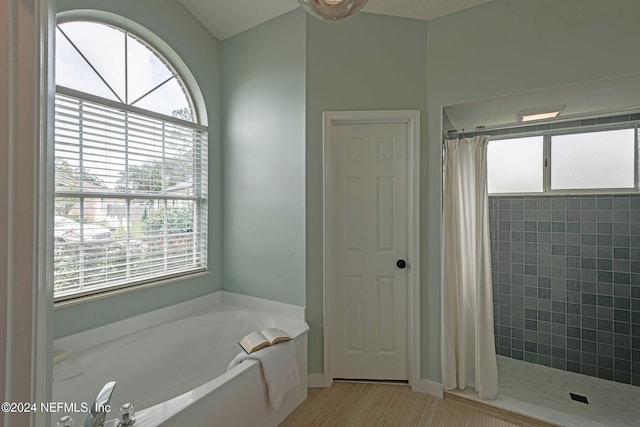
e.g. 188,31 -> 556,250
330,122 -> 409,381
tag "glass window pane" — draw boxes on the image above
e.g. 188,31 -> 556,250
58,22 -> 126,102
55,21 -> 195,121
132,77 -> 191,119
127,34 -> 174,104
488,136 -> 544,193
551,129 -> 635,190
55,27 -> 118,101
53,18 -> 204,300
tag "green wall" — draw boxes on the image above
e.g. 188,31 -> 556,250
305,0 -> 640,380
305,12 -> 428,374
54,0 -> 222,338
52,0 -> 640,384
423,0 -> 640,381
221,9 -> 306,306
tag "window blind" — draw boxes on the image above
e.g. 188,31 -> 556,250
54,91 -> 208,300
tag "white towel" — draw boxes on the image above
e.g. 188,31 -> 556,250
227,340 -> 300,410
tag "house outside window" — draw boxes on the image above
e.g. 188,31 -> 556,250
54,19 -> 208,300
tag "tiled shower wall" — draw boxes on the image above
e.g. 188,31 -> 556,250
489,195 -> 640,386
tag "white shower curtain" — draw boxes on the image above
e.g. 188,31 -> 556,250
441,135 -> 498,399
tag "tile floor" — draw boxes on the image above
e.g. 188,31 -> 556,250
449,356 -> 640,427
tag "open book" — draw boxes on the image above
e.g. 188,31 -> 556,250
239,328 -> 291,354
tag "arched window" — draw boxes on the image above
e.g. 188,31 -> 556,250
54,19 -> 208,300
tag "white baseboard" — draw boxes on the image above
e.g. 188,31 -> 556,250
310,375 -> 442,397
424,380 -> 444,398
308,374 -> 326,388
412,379 -> 443,398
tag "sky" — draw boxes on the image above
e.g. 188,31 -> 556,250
56,21 -> 191,117
55,21 -> 198,191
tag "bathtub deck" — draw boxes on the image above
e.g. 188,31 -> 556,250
447,355 -> 640,427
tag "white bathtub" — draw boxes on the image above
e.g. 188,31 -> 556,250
52,292 -> 309,426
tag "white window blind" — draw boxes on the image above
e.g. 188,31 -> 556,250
54,90 -> 208,300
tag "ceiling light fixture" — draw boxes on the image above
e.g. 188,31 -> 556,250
299,0 -> 370,21
517,105 -> 565,122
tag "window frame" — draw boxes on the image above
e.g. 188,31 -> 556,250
53,18 -> 209,303
487,120 -> 640,196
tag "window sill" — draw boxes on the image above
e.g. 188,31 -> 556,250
489,189 -> 640,197
53,270 -> 210,309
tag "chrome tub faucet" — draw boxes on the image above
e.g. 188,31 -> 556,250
84,381 -> 116,427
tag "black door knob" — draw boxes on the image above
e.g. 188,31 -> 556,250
396,259 -> 407,269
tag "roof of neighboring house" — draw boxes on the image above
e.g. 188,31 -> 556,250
55,170 -> 106,192
165,181 -> 193,194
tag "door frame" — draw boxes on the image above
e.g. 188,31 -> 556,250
322,110 -> 421,390
2,1 -> 54,426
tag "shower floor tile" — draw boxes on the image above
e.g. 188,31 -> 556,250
448,355 -> 640,427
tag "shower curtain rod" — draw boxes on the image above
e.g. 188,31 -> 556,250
443,119 -> 640,144
442,109 -> 640,144
442,125 -> 488,143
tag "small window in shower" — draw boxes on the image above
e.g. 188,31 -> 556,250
550,128 -> 635,190
488,136 -> 544,194
485,117 -> 639,195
